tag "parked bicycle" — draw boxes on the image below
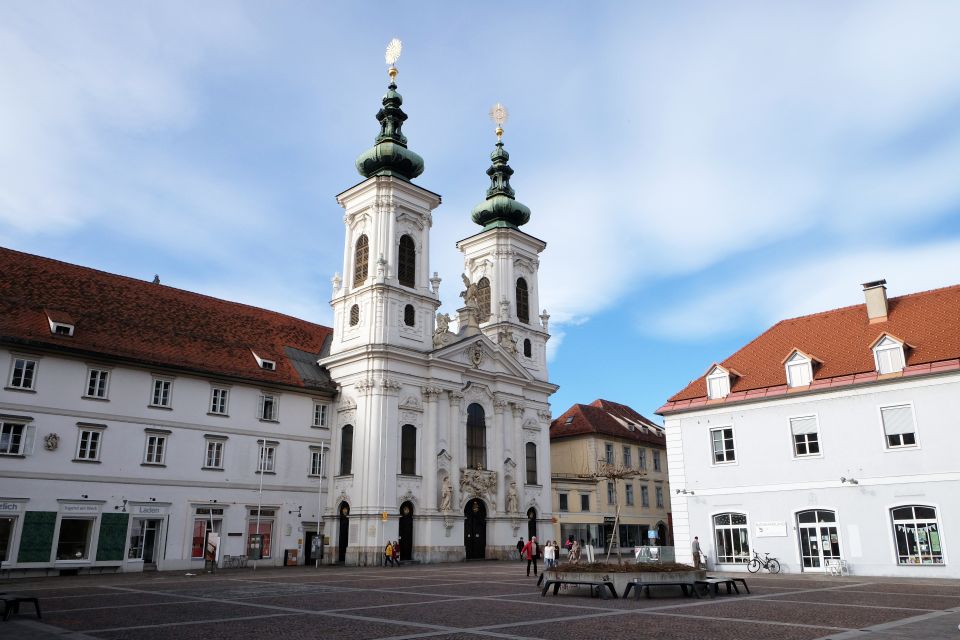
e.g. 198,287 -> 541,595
747,550 -> 781,573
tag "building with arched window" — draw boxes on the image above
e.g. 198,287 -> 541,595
660,280 -> 960,577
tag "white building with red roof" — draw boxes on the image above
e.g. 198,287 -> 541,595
0,55 -> 557,574
659,280 -> 960,577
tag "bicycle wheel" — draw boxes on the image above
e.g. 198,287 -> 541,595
747,558 -> 761,573
767,559 -> 781,574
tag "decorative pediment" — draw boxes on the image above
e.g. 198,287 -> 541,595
460,468 -> 498,506
522,417 -> 541,432
431,335 -> 534,381
400,395 -> 422,412
338,395 -> 357,411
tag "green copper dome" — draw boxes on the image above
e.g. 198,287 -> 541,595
470,141 -> 530,229
355,81 -> 424,180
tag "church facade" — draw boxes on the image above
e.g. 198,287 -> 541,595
0,56 -> 556,574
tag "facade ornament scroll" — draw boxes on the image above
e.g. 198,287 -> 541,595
511,403 -> 524,420
355,379 -> 376,395
459,468 -> 498,507
493,396 -> 509,413
468,341 -> 484,368
422,386 -> 444,401
447,391 -> 464,407
497,327 -> 517,354
537,409 -> 552,422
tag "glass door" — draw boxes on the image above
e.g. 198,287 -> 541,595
797,510 -> 841,571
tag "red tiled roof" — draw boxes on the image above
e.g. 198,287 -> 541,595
659,284 -> 960,413
0,247 -> 334,389
550,398 -> 664,445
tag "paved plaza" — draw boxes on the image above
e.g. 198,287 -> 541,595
3,561 -> 959,640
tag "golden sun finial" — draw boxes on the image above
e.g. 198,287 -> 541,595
489,102 -> 508,141
385,38 -> 402,81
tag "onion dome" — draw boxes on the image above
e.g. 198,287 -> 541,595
470,105 -> 530,229
355,47 -> 424,181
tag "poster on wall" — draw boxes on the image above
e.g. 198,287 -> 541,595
204,534 -> 221,562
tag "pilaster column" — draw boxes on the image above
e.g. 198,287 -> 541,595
493,396 -> 508,512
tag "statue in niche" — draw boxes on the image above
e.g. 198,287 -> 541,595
439,476 -> 453,512
506,482 -> 519,513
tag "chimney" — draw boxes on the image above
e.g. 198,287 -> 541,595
862,279 -> 888,323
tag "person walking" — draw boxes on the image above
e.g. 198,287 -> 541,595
691,536 -> 702,569
392,540 -> 401,567
516,537 -> 524,561
521,536 -> 539,576
384,540 -> 395,567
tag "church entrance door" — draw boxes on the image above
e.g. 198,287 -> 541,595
464,499 -> 486,560
399,502 -> 413,561
527,508 -> 538,542
337,502 -> 349,563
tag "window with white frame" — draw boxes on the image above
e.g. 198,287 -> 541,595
874,336 -> 906,374
604,442 -> 614,464
256,441 -> 277,473
191,507 -> 223,558
607,482 -> 615,505
713,512 -> 750,563
85,368 -> 110,398
312,402 -> 328,428
204,438 -> 225,469
640,485 -> 649,508
75,425 -> 104,461
309,447 -> 325,477
623,446 -> 632,468
56,518 -> 95,560
706,367 -> 730,399
790,415 -> 820,456
785,352 -> 813,387
710,426 -> 736,463
656,486 -> 664,508
143,432 -> 168,465
625,483 -> 634,506
210,387 -> 229,415
8,357 -> 37,390
891,505 -> 943,565
258,393 -> 278,421
881,404 -> 917,448
150,378 -> 172,408
653,450 -> 661,471
0,420 -> 34,456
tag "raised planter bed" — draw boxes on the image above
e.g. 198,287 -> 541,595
544,562 -> 706,596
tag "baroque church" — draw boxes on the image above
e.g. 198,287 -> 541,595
0,46 -> 556,572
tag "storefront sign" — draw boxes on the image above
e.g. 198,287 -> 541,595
61,503 -> 100,514
755,521 -> 787,537
133,505 -> 168,515
0,502 -> 23,513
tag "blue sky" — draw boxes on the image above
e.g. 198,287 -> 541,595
3,2 -> 960,420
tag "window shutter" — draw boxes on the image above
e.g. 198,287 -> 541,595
790,416 -> 817,435
881,405 -> 914,435
96,513 -> 130,561
24,424 -> 37,455
18,511 -> 57,562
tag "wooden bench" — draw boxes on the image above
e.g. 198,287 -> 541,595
622,580 -> 701,599
541,578 -> 618,599
706,575 -> 750,594
1,594 -> 42,621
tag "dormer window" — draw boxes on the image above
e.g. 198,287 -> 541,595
52,322 -> 74,336
46,310 -> 75,337
784,351 -> 813,388
873,335 -> 906,374
706,366 -> 731,400
251,351 -> 276,371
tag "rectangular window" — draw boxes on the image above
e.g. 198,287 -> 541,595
143,434 -> 166,465
247,511 -> 274,559
786,361 -> 812,387
604,443 -> 614,464
656,486 -> 664,508
151,378 -> 172,407
790,416 -> 820,456
580,494 -> 590,512
56,518 -> 94,560
258,394 -> 278,421
559,493 -> 569,512
623,446 -> 632,468
8,358 -> 37,389
310,448 -> 325,477
525,442 -> 538,484
0,422 -> 29,455
312,402 -> 328,428
640,485 -> 649,508
653,450 -> 661,472
85,368 -> 110,398
891,505 -> 943,565
401,425 -> 417,475
607,482 -> 615,505
210,387 -> 229,415
76,428 -> 102,461
713,512 -> 750,563
625,483 -> 634,506
711,427 -> 736,463
881,404 -> 917,448
204,440 -> 224,469
257,442 -> 276,473
638,448 -> 646,471
191,508 -> 223,559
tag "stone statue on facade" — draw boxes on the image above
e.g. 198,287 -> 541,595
433,313 -> 454,348
506,482 -> 519,513
460,273 -> 479,309
439,475 -> 453,512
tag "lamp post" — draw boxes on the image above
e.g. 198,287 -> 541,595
316,443 -> 327,568
254,438 -> 265,571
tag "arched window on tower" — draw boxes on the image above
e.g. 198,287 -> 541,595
477,277 -> 491,322
354,234 -> 369,287
349,304 -> 360,326
404,304 -> 415,327
400,424 -> 417,475
398,235 -> 416,288
516,278 -> 529,324
525,442 -> 538,485
466,403 -> 487,470
340,424 -> 354,475
523,339 -> 532,358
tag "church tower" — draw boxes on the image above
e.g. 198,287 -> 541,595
456,107 -> 550,381
329,43 -> 441,356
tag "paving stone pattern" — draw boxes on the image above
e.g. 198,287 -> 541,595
3,562 -> 958,639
